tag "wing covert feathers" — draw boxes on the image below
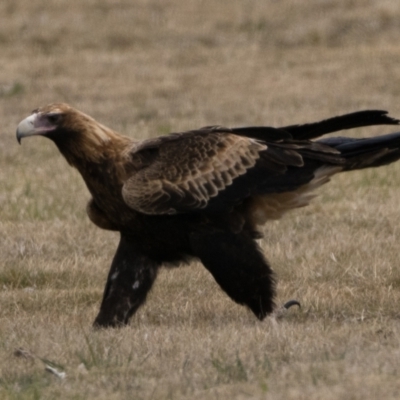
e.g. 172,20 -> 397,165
122,133 -> 267,214
121,130 -> 346,217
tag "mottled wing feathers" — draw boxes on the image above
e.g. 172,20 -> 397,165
121,126 -> 350,215
120,112 -> 400,217
122,131 -> 267,214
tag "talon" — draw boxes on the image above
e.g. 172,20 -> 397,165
283,299 -> 301,310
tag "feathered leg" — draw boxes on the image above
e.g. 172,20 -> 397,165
190,231 -> 275,319
93,233 -> 160,328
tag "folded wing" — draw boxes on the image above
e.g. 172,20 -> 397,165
122,130 -> 267,214
121,127 -> 339,215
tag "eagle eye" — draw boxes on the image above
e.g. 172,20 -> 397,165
47,113 -> 61,124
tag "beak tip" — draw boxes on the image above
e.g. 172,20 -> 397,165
16,113 -> 37,144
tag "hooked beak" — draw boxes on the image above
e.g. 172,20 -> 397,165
16,113 -> 54,144
17,114 -> 39,144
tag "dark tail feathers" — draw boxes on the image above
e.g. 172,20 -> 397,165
231,110 -> 399,142
319,131 -> 400,170
283,110 -> 400,140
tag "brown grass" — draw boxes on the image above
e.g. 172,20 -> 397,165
2,0 -> 400,398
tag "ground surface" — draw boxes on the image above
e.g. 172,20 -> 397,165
1,0 -> 400,399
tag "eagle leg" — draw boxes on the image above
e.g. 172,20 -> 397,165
190,231 -> 275,319
93,233 -> 160,328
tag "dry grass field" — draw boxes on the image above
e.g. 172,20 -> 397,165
2,0 -> 400,398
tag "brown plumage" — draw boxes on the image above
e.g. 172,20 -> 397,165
16,104 -> 400,327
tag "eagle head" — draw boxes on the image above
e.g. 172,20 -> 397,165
16,103 -> 130,164
17,103 -> 74,143
17,103 -> 109,144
